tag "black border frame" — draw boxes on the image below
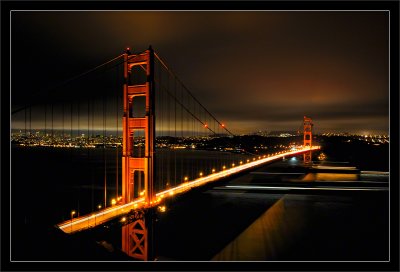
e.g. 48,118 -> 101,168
1,1 -> 399,271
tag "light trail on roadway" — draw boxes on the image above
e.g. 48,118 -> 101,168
57,146 -> 320,234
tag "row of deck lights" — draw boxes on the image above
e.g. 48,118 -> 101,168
156,147 -> 314,205
70,197 -> 124,229
178,150 -> 292,184
167,152 -> 293,199
67,148 -> 305,228
155,148 -> 306,205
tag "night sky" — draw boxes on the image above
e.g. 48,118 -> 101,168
11,11 -> 389,135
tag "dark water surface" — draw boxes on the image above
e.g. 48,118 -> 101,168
10,144 -> 389,261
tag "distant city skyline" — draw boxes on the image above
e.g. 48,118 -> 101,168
10,127 -> 390,137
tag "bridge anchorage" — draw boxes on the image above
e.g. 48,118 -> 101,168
54,47 -> 320,260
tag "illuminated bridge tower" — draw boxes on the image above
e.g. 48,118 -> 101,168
303,116 -> 313,164
122,46 -> 156,206
121,47 -> 156,261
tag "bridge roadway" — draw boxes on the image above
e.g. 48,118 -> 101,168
57,147 -> 320,234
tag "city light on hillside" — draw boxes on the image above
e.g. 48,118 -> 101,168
158,205 -> 167,213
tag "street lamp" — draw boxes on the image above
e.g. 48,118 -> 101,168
94,204 -> 102,226
70,210 -> 76,232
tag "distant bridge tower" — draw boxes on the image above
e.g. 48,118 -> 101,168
303,116 -> 313,164
122,46 -> 156,206
303,116 -> 313,147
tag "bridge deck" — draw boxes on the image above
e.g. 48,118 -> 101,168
57,147 -> 320,234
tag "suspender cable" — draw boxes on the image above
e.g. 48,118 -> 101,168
154,52 -> 235,137
29,106 -> 31,140
70,102 -> 73,145
174,76 -> 177,186
115,64 -> 119,200
167,67 -> 171,188
180,84 -> 184,182
91,97 -> 96,208
88,96 -> 93,212
62,102 -> 65,144
12,54 -> 125,115
24,105 -> 27,137
103,83 -> 107,208
51,103 -> 54,140
44,104 -> 47,139
157,62 -> 161,190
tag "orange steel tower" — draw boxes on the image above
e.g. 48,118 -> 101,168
122,210 -> 154,261
122,46 -> 156,206
303,116 -> 313,164
121,47 -> 156,261
303,116 -> 313,147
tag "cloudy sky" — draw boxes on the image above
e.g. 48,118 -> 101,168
11,11 -> 389,134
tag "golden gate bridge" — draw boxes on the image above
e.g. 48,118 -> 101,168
11,46 -> 320,260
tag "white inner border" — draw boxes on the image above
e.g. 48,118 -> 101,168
9,9 -> 391,263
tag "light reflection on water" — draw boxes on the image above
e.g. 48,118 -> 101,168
302,173 -> 359,182
212,164 -> 387,261
212,195 -> 307,261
